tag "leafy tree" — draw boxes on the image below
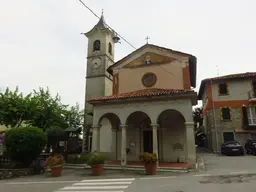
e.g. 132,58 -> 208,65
193,107 -> 206,146
30,87 -> 68,131
0,87 -> 38,127
0,87 -> 84,133
193,107 -> 203,128
66,102 -> 84,130
4,126 -> 47,167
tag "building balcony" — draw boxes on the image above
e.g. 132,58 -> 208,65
244,117 -> 256,130
244,124 -> 256,130
248,91 -> 256,102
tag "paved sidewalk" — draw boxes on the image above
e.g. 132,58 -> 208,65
195,148 -> 256,176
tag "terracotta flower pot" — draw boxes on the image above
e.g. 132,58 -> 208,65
51,166 -> 63,177
91,164 -> 104,176
144,163 -> 157,175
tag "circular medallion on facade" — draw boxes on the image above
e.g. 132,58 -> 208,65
142,72 -> 157,87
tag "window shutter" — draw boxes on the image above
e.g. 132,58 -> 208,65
242,106 -> 249,128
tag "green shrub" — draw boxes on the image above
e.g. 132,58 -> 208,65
4,126 -> 47,167
76,154 -> 89,164
66,154 -> 89,164
86,151 -> 105,166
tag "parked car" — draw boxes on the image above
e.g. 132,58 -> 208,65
221,141 -> 244,156
244,139 -> 256,155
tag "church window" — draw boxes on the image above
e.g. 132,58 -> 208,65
93,40 -> 101,52
108,42 -> 112,55
142,72 -> 157,87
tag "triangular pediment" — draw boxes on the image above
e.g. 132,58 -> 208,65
124,52 -> 176,68
108,44 -> 191,73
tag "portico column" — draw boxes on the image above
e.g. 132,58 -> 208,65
185,122 -> 196,169
91,125 -> 101,152
151,123 -> 159,166
120,124 -> 127,166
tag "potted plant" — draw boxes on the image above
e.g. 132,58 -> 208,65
44,155 -> 65,177
139,152 -> 158,175
86,151 -> 105,176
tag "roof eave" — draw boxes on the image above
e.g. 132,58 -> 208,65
88,92 -> 198,105
197,80 -> 205,100
189,56 -> 197,88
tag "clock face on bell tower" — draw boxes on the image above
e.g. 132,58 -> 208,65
91,58 -> 102,70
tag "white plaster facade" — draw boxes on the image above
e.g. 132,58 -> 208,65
89,98 -> 197,168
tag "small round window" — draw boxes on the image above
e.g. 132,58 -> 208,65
142,72 -> 157,87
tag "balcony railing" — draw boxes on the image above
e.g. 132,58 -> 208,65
244,124 -> 256,130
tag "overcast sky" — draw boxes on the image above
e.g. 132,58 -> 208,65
1,0 -> 255,108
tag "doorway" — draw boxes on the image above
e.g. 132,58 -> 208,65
143,130 -> 153,153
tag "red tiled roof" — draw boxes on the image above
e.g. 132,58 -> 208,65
198,72 -> 256,99
88,88 -> 195,102
202,72 -> 256,82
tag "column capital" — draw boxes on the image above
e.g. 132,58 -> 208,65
185,122 -> 194,127
92,125 -> 101,129
150,123 -> 159,128
119,124 -> 128,129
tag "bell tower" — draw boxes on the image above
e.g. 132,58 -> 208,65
82,12 -> 119,152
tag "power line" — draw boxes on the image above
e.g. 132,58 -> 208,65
78,0 -> 136,50
78,0 -> 176,78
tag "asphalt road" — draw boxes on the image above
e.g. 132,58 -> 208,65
1,151 -> 256,192
2,173 -> 256,192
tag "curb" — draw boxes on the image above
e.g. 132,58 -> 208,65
64,164 -> 189,173
192,172 -> 256,178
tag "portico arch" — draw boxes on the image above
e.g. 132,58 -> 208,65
98,113 -> 121,130
98,113 -> 121,160
125,111 -> 153,161
157,109 -> 186,127
126,111 -> 152,129
157,109 -> 186,162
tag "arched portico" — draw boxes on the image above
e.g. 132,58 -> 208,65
125,111 -> 152,161
91,102 -> 196,168
91,113 -> 121,160
157,109 -> 186,162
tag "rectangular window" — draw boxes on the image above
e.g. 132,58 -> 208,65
221,107 -> 231,120
223,132 -> 235,143
219,83 -> 228,95
247,107 -> 256,125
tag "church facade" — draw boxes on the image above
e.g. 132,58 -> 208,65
83,15 -> 198,168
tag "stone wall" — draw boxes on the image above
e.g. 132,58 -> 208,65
0,168 -> 32,180
206,108 -> 246,152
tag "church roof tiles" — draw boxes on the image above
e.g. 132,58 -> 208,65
88,88 -> 195,103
